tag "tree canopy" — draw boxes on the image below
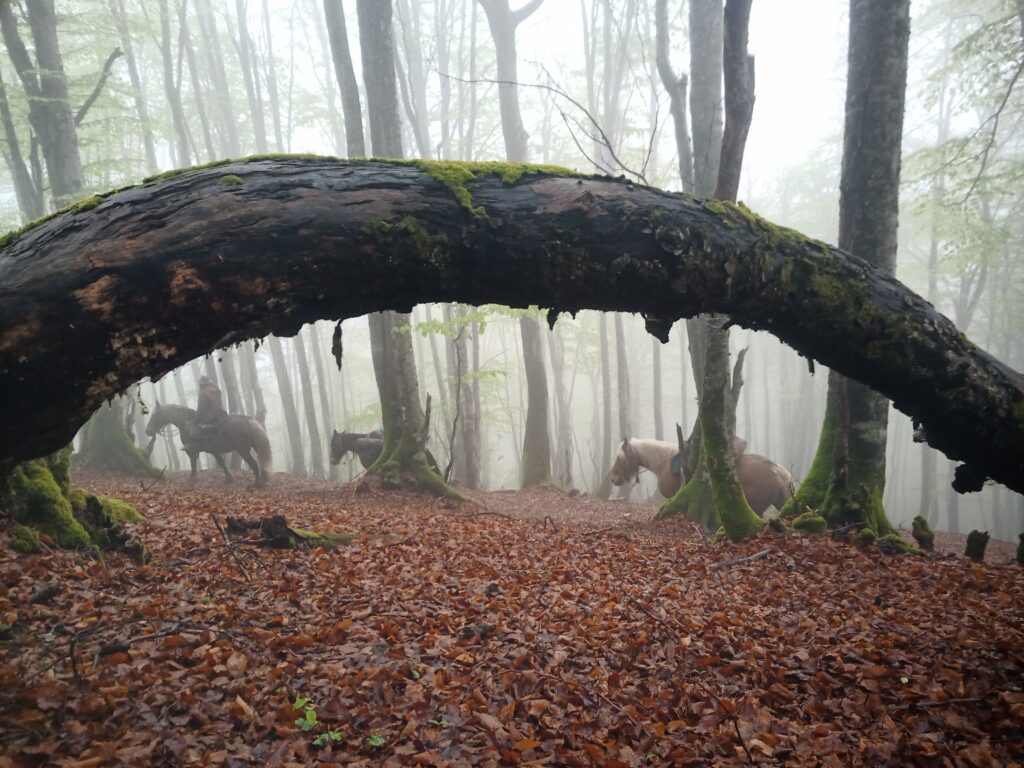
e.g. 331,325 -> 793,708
0,157 -> 1021,494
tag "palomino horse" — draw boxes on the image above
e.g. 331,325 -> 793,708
330,429 -> 441,473
609,437 -> 795,515
145,403 -> 273,488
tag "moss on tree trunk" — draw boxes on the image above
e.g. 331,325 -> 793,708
77,400 -> 160,477
4,447 -> 144,556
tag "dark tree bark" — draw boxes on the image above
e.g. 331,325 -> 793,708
1,159 -> 1022,496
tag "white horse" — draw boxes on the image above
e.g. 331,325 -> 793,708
609,436 -> 795,515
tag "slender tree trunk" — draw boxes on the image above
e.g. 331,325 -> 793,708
323,0 -> 366,156
262,0 -> 284,149
109,0 -> 158,174
813,0 -> 909,534
157,0 -> 190,167
235,0 -> 268,152
268,335 -> 306,475
195,0 -> 240,155
292,332 -> 325,478
181,11 -> 216,163
307,324 -> 338,480
548,323 -> 573,487
595,312 -> 613,498
0,69 -> 44,220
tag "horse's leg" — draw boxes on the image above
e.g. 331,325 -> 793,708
188,451 -> 198,485
213,453 -> 235,483
239,448 -> 264,488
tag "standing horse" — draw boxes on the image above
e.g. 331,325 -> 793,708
330,429 -> 441,474
145,403 -> 273,488
330,429 -> 385,470
609,437 -> 794,515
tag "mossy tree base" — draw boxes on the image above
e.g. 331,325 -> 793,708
4,449 -> 144,556
912,515 -> 935,551
367,432 -> 463,500
657,471 -> 717,529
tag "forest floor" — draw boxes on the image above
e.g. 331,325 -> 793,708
1,469 -> 1022,767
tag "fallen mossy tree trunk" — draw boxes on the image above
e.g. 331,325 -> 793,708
225,514 -> 358,549
0,157 -> 1022,496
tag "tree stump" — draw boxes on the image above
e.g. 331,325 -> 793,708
965,530 -> 990,562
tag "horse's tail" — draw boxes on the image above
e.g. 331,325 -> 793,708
252,420 -> 273,476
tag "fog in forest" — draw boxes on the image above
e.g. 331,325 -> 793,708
3,0 -> 1021,537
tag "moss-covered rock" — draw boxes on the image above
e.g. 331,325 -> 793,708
911,515 -> 934,551
791,511 -> 828,533
11,524 -> 41,554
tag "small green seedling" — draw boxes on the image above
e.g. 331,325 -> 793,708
313,730 -> 343,747
293,696 -> 318,731
368,733 -> 386,748
427,717 -> 452,728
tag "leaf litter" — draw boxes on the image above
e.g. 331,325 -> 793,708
1,470 -> 1022,767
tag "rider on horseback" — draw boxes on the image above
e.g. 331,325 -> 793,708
196,375 -> 226,438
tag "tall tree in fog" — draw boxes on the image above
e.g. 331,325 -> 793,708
324,0 -> 366,156
477,0 -> 552,487
0,0 -> 83,208
292,334 -> 325,478
268,335 -> 306,475
785,0 -> 909,535
356,0 -> 449,492
700,0 -> 764,540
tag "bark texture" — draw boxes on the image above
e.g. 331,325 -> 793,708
0,158 -> 1022,495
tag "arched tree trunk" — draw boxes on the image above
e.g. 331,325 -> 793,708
1,158 -> 1022,497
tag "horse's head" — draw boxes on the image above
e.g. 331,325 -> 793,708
144,402 -> 166,437
609,437 -> 638,486
330,429 -> 354,465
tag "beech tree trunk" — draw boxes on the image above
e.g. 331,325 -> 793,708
1,159 -> 1023,496
268,335 -> 306,475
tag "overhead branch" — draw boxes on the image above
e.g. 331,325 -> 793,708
74,47 -> 124,127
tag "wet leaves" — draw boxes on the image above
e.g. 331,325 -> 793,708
0,472 -> 1022,766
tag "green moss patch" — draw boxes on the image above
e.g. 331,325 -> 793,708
878,533 -> 921,556
11,524 -> 41,554
8,462 -> 91,549
791,511 -> 828,533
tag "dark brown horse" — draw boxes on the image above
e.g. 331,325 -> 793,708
330,429 -> 441,474
146,403 -> 273,488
